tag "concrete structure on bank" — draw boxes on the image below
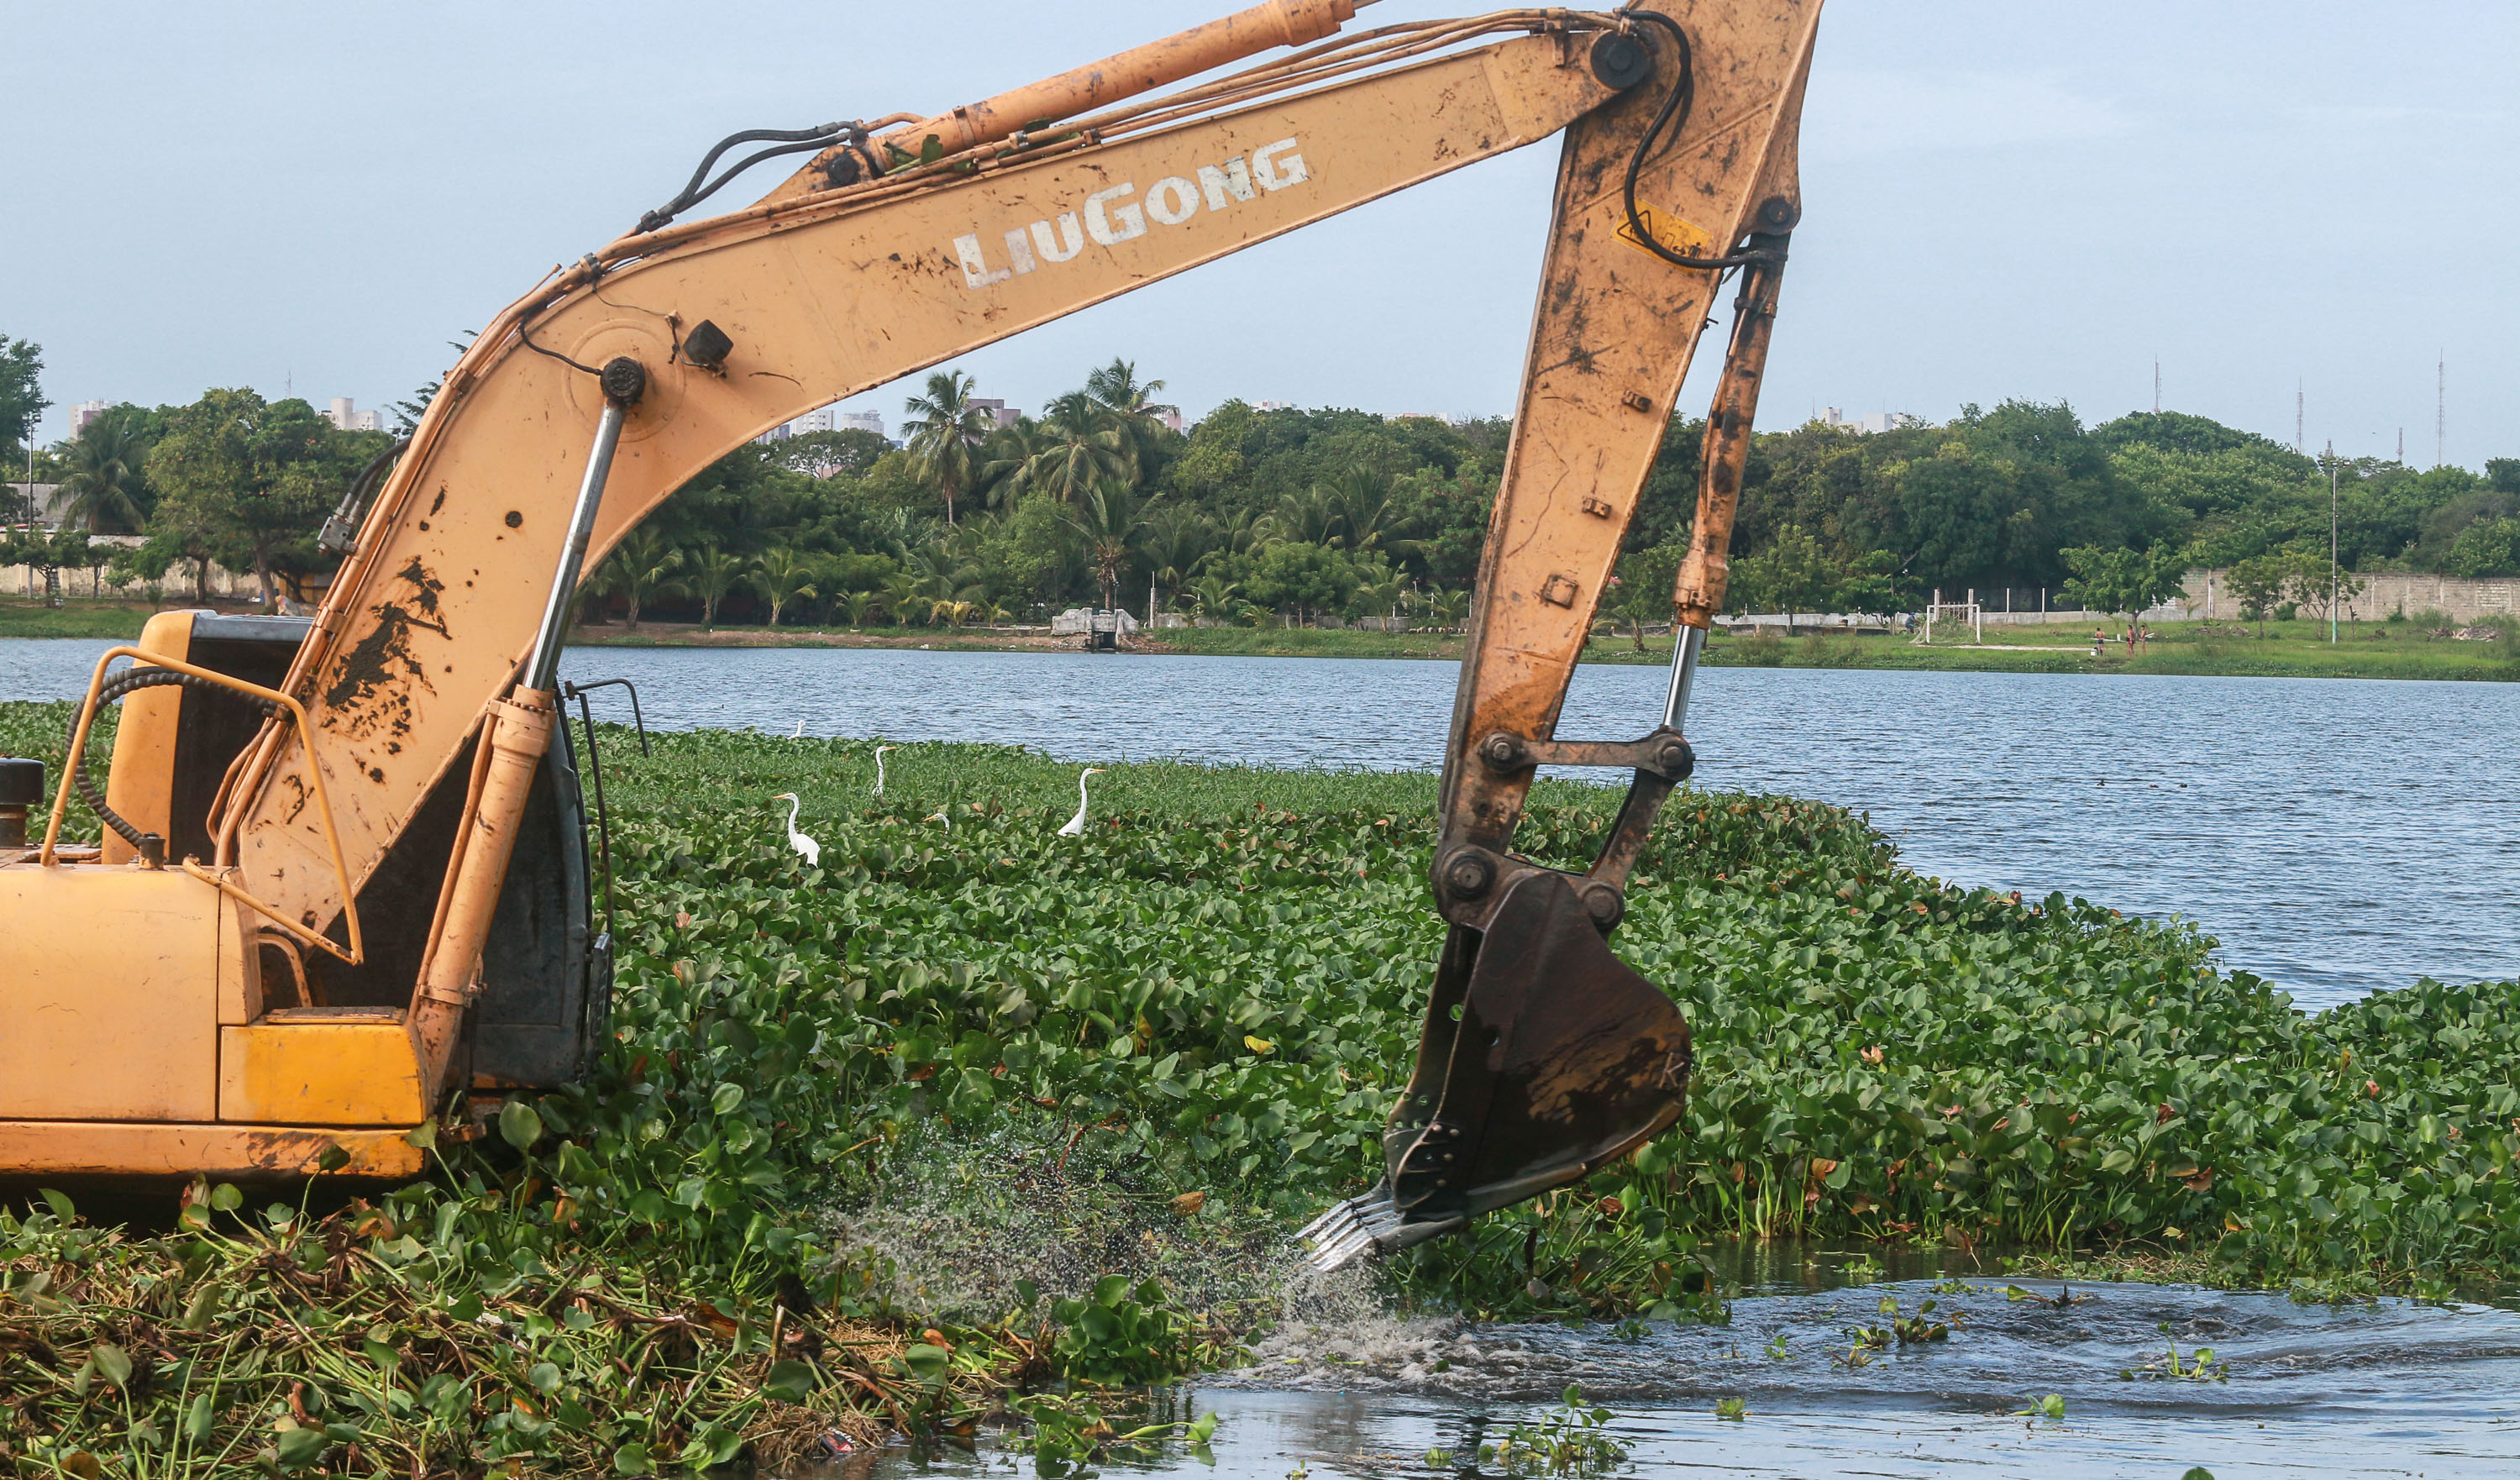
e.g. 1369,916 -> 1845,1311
2173,569 -> 2519,626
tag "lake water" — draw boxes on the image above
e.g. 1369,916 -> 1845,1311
5,638 -> 2515,1010
845,1259 -> 2520,1479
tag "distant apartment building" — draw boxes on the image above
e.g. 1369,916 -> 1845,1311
68,401 -> 108,434
759,407 -> 894,444
969,398 -> 1021,429
1820,407 -> 1922,436
1154,409 -> 1182,433
324,397 -> 383,433
1255,399 -> 1294,412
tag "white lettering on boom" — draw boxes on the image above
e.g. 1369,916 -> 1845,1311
951,137 -> 1308,290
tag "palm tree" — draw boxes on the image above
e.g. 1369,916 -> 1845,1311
55,412 -> 150,533
1064,478 -> 1158,612
1350,554 -> 1404,627
1021,391 -> 1133,503
750,547 -> 821,627
1189,573 -> 1240,621
901,542 -> 981,616
1322,467 -> 1411,555
1085,357 -> 1179,466
843,590 -> 877,627
685,543 -> 748,627
1214,507 -> 1269,559
594,527 -> 684,630
1138,505 -> 1215,611
1428,588 -> 1470,632
881,572 -> 931,627
900,370 -> 996,524
974,417 -> 1047,510
1271,485 -> 1342,548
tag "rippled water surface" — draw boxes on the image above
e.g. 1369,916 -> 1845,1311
7,638 -> 2516,1008
842,1265 -> 2520,1479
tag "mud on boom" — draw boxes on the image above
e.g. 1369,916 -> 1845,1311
0,0 -> 1818,1263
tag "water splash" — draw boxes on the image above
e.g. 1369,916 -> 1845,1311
820,1121 -> 1385,1336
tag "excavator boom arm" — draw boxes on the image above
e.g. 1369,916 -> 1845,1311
227,13 -> 1663,933
6,1 -> 1822,1209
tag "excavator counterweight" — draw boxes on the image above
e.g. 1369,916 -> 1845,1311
1,1 -> 1820,1260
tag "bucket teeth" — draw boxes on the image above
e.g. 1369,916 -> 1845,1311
1296,1185 -> 1463,1272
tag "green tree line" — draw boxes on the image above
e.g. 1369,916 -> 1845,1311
8,327 -> 2518,630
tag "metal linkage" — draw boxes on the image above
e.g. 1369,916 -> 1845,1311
1428,725 -> 1695,932
562,678 -> 649,756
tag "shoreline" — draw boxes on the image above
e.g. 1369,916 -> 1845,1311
8,598 -> 2517,681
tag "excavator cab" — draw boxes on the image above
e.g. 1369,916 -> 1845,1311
100,610 -> 612,1092
1,611 -> 608,1183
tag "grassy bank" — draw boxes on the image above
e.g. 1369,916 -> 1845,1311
0,597 -> 169,641
5,701 -> 2518,1472
14,596 -> 2518,681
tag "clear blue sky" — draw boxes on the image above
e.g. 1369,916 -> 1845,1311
6,1 -> 2513,466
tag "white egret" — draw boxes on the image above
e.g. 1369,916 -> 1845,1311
1056,768 -> 1107,837
792,718 -> 806,738
923,810 -> 952,831
770,792 -> 820,866
872,744 -> 896,797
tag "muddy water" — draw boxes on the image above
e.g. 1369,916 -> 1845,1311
852,1261 -> 2520,1477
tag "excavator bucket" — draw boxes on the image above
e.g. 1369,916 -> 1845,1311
1301,871 -> 1691,1270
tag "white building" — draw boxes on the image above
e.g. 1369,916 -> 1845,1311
68,401 -> 108,434
1820,407 -> 1923,436
837,410 -> 885,438
969,398 -> 1021,429
324,397 -> 383,433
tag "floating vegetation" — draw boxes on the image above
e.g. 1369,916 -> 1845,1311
8,702 -> 2520,1469
2017,1393 -> 2069,1420
2120,1322 -> 2230,1382
1479,1386 -> 1629,1474
1008,1391 -> 1216,1477
2004,1284 -> 2093,1307
1839,1294 -> 1952,1363
1712,1396 -> 1748,1421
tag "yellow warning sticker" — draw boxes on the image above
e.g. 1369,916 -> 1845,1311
1615,202 -> 1714,265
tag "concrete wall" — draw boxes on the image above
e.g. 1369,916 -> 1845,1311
3,559 -> 263,601
2176,569 -> 2520,625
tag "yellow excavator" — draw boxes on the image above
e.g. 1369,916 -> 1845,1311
0,0 -> 1818,1266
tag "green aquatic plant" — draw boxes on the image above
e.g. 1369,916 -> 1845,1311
1009,1392 -> 1217,1477
10,701 -> 2520,1467
1712,1396 -> 1748,1421
1047,1278 -> 1198,1388
1481,1387 -> 1628,1474
2119,1322 -> 2229,1382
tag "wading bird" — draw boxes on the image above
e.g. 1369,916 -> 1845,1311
872,744 -> 895,797
792,718 -> 806,737
1057,768 -> 1107,837
923,810 -> 951,831
770,792 -> 820,867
